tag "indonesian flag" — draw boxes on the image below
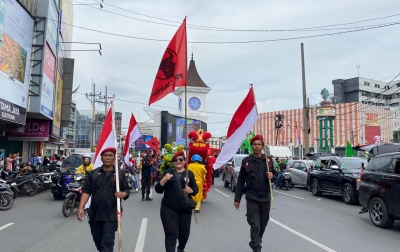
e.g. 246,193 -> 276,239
123,113 -> 142,166
145,137 -> 160,153
148,18 -> 187,106
93,106 -> 116,169
213,86 -> 258,169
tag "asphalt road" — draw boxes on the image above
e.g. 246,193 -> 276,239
1,178 -> 399,252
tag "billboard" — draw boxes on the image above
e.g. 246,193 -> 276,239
52,72 -> 63,137
365,113 -> 381,144
40,42 -> 56,119
8,120 -> 50,141
0,0 -> 34,124
161,111 -> 207,148
134,134 -> 154,151
46,0 -> 59,54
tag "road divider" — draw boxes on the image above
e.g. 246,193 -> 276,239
271,218 -> 336,252
135,218 -> 148,252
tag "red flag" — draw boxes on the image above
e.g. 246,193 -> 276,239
148,18 -> 187,106
123,113 -> 142,165
93,106 -> 116,168
145,137 -> 160,152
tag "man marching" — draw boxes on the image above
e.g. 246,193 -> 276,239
234,135 -> 277,252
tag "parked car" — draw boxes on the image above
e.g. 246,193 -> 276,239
359,152 -> 400,228
51,153 -> 95,199
309,156 -> 365,205
287,160 -> 314,187
222,154 -> 247,192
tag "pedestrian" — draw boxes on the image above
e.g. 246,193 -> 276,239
5,153 -> 15,171
234,135 -> 277,252
155,150 -> 198,252
141,150 -> 153,201
29,153 -> 39,166
37,153 -> 43,165
77,147 -> 130,252
188,154 -> 207,213
359,162 -> 368,214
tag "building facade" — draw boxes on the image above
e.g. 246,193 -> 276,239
253,102 -> 393,156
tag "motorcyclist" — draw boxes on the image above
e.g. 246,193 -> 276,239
75,154 -> 94,175
275,159 -> 290,189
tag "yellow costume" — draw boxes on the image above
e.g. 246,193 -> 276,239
76,163 -> 94,175
188,162 -> 207,211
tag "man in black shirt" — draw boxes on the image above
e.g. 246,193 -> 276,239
234,135 -> 277,252
141,149 -> 153,201
77,147 -> 130,252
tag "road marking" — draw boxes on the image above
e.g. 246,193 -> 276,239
271,219 -> 336,252
214,189 -> 230,197
134,218 -> 148,252
273,190 -> 304,200
0,223 -> 14,231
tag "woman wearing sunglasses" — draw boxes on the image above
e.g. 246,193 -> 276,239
155,150 -> 198,252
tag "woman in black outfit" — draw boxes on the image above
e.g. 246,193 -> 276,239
155,150 -> 198,252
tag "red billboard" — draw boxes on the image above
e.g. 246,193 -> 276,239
365,114 -> 381,144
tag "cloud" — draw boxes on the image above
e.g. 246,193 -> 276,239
71,0 -> 400,136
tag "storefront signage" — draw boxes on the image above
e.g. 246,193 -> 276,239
8,120 -> 50,141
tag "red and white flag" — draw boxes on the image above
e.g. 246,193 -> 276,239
93,106 -> 116,169
213,86 -> 259,169
148,18 -> 187,106
123,113 -> 142,165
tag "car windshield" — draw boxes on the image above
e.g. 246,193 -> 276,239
339,159 -> 365,170
235,156 -> 246,167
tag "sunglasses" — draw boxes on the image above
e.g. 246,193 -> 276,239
173,157 -> 184,162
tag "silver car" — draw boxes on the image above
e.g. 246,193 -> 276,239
287,160 -> 314,187
222,154 -> 247,192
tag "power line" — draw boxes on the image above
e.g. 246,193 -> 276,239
51,17 -> 400,44
83,0 -> 400,32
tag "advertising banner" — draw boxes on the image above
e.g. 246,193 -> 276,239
8,120 -> 50,141
134,135 -> 154,150
40,43 -> 56,119
47,0 -> 59,54
60,0 -> 73,57
52,72 -> 63,137
0,0 -> 34,124
365,113 -> 381,144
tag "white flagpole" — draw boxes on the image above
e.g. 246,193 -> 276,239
111,101 -> 123,252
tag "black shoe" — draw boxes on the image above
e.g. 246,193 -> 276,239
141,195 -> 145,201
253,249 -> 261,252
177,246 -> 185,252
359,208 -> 368,214
146,196 -> 153,201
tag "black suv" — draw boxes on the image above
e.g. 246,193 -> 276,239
309,156 -> 365,205
359,152 -> 400,228
51,153 -> 94,199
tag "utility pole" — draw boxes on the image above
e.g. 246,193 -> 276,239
301,43 -> 310,156
86,81 -> 100,149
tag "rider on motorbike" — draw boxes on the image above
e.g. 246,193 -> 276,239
75,154 -> 93,175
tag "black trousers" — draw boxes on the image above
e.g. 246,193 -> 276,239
246,199 -> 271,250
89,220 -> 118,252
160,204 -> 192,252
141,176 -> 151,196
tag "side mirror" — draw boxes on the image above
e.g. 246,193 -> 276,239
330,165 -> 340,170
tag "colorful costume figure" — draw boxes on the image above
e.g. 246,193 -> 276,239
187,129 -> 213,200
159,142 -> 184,174
188,154 -> 207,213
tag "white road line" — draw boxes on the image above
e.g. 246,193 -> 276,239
0,223 -> 14,231
134,218 -> 148,252
271,218 -> 336,252
214,189 -> 230,197
274,190 -> 304,200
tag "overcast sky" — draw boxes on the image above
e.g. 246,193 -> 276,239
70,0 -> 400,137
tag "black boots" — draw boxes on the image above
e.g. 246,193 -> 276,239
177,246 -> 185,252
146,195 -> 153,201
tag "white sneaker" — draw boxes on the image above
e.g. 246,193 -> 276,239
135,188 -> 138,192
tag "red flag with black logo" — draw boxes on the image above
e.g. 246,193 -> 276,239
148,18 -> 187,106
145,137 -> 160,153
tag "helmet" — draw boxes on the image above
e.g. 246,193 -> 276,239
82,154 -> 91,160
191,154 -> 202,163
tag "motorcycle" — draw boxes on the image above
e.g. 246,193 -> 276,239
62,174 -> 86,217
280,169 -> 293,191
0,168 -> 40,197
0,180 -> 14,210
124,170 -> 134,190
